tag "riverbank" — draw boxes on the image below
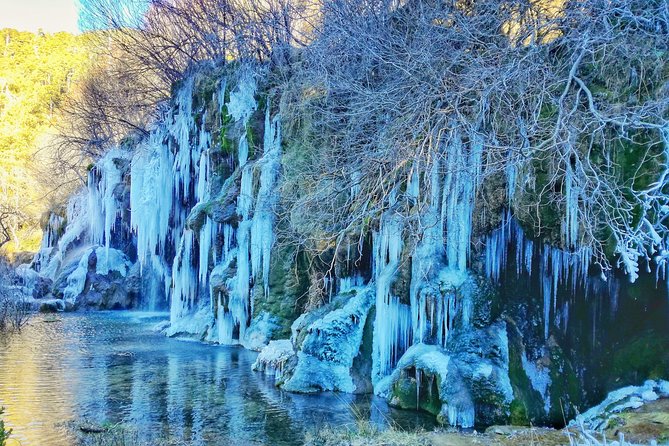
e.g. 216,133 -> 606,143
74,412 -> 668,446
305,404 -> 669,446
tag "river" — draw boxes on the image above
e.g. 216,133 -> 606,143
0,312 -> 435,446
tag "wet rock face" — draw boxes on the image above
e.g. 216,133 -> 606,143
48,247 -> 136,311
79,272 -> 134,310
384,322 -> 514,428
33,276 -> 53,299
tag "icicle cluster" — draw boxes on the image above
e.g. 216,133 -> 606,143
371,129 -> 483,385
371,211 -> 412,382
88,148 -> 127,253
484,210 -> 593,339
127,70 -> 282,343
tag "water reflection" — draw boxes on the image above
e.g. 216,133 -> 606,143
0,312 -> 435,445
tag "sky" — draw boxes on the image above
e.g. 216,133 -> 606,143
0,0 -> 80,34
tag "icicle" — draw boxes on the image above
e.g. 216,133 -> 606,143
171,230 -> 197,323
131,127 -> 174,270
339,275 -> 365,293
250,105 -> 281,295
227,73 -> 257,124
170,76 -> 195,201
410,158 -> 443,344
372,213 -> 412,382
442,130 -> 483,272
563,162 -> 580,249
416,369 -> 421,409
88,148 -> 126,257
199,218 -> 216,284
485,211 -> 593,339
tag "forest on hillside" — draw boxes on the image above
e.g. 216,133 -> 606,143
0,29 -> 92,253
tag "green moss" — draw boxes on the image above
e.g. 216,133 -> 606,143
218,104 -> 235,156
610,332 -> 669,385
391,370 -> 442,417
505,319 -> 546,426
509,399 -> 530,426
613,130 -> 665,192
253,245 -> 309,339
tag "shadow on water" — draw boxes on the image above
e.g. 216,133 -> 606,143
0,312 -> 436,446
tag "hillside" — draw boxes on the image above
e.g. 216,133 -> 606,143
0,29 -> 93,254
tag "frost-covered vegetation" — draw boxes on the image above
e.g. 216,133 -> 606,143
0,261 -> 31,332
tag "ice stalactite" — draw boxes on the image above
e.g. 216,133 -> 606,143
228,74 -> 256,167
372,211 -> 412,383
210,81 -> 283,345
130,75 -> 204,321
563,162 -> 581,249
373,131 -> 484,385
442,130 -> 483,272
130,128 -> 174,271
339,275 -> 365,293
171,76 -> 196,202
33,213 -> 63,273
410,158 -> 445,345
199,218 -> 216,284
484,211 -> 592,339
171,230 -> 197,323
251,105 -> 281,296
34,189 -> 90,281
88,149 -> 127,256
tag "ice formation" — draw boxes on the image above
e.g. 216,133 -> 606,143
124,71 -> 283,343
282,287 -> 374,393
371,211 -> 412,382
521,352 -> 552,414
63,247 -> 132,304
27,66 -> 668,432
88,149 -> 128,252
253,339 -> 294,380
570,380 -> 669,431
381,343 -> 476,428
485,210 -> 593,339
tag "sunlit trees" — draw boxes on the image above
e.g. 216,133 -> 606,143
0,29 -> 92,254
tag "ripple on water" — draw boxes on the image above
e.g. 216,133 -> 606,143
0,311 -> 436,445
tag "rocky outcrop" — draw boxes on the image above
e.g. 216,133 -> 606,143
52,247 -> 137,310
571,380 -> 669,431
279,286 -> 374,393
379,322 -> 514,428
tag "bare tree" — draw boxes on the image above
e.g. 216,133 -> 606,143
278,0 -> 669,280
0,263 -> 31,332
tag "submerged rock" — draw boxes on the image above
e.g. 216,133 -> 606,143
37,299 -> 64,313
253,339 -> 294,379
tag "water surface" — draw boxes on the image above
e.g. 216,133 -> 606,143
0,312 -> 434,446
